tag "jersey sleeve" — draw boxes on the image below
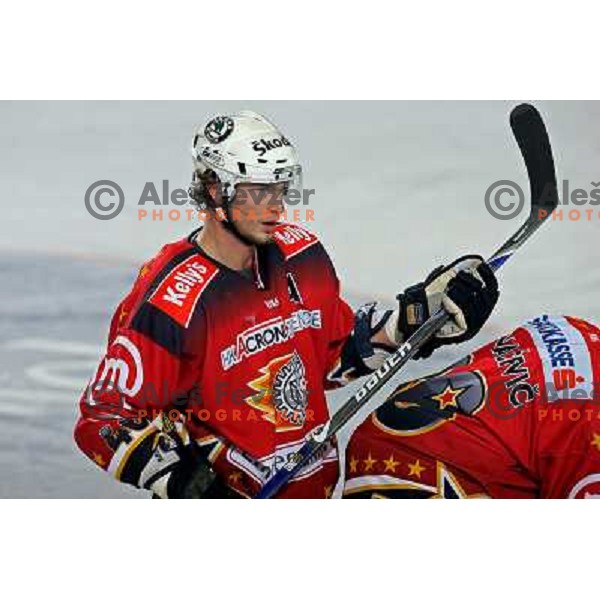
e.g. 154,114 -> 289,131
323,294 -> 356,389
73,275 -> 206,497
323,272 -> 388,390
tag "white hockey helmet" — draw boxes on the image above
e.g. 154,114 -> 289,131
191,110 -> 302,204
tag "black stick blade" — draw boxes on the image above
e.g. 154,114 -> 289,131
510,103 -> 559,216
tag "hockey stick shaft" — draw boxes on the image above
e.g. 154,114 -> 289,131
255,103 -> 558,499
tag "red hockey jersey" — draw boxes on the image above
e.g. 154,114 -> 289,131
344,315 -> 600,498
74,222 -> 356,498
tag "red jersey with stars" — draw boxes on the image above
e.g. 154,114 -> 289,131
344,315 -> 600,499
74,222 -> 355,498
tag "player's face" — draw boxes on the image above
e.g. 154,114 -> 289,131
230,182 -> 286,244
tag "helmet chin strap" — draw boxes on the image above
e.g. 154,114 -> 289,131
216,198 -> 255,247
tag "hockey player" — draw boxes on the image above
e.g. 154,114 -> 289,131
74,110 -> 499,498
343,314 -> 600,498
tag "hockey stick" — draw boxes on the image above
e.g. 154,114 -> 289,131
255,103 -> 559,499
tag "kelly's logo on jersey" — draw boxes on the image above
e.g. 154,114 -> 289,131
220,309 -> 322,371
149,256 -> 219,327
273,223 -> 319,259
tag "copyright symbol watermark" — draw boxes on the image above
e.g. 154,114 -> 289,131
485,380 -> 525,421
85,180 -> 125,220
484,180 -> 525,220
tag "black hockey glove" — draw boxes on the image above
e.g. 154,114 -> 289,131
165,451 -> 243,499
396,255 -> 499,359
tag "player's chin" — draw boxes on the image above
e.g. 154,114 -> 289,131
258,232 -> 277,245
242,228 -> 274,246
249,223 -> 279,245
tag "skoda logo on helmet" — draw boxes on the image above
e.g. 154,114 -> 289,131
204,116 -> 234,144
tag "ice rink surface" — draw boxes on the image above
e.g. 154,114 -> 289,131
0,101 -> 598,497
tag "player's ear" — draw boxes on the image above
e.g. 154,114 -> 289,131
203,170 -> 225,208
206,180 -> 221,205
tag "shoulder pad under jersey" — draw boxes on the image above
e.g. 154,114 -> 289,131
122,238 -> 219,357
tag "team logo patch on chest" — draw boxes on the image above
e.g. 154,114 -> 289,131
148,256 -> 219,327
246,352 -> 309,431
